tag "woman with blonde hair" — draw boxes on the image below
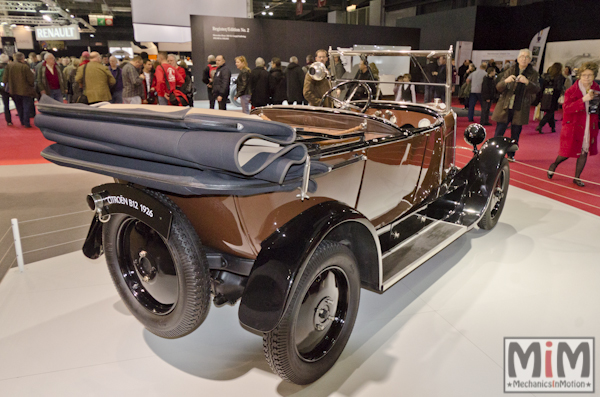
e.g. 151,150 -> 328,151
548,62 -> 600,187
234,55 -> 252,114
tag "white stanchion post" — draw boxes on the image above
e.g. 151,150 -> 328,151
11,218 -> 25,272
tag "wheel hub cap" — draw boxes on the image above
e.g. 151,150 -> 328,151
314,297 -> 335,331
134,250 -> 157,283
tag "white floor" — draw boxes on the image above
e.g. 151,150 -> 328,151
0,186 -> 598,397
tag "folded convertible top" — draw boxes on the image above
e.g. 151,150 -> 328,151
36,96 -> 329,196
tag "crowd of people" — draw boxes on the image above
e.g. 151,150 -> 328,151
0,50 -> 194,127
0,46 -> 596,188
201,51 -> 329,114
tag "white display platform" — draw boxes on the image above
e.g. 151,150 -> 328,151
0,186 -> 598,397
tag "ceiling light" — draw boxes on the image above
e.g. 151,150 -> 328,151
65,8 -> 69,12
301,0 -> 306,3
268,11 -> 273,15
292,0 -> 297,2
90,34 -> 94,37
347,4 -> 356,11
261,11 -> 266,15
10,24 -> 17,28
43,14 -> 52,21
70,15 -> 74,18
265,4 -> 270,8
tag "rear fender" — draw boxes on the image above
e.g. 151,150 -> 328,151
238,201 -> 381,332
82,183 -> 173,259
425,137 -> 517,226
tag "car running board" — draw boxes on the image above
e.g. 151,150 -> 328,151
381,219 -> 467,291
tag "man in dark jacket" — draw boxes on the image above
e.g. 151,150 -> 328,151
201,55 -> 217,109
492,48 -> 540,161
250,57 -> 270,108
284,56 -> 305,105
480,67 -> 497,125
269,57 -> 286,105
3,52 -> 36,127
212,55 -> 231,110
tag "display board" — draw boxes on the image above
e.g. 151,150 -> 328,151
191,15 -> 420,100
544,39 -> 600,75
471,50 -> 519,71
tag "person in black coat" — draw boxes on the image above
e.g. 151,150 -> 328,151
536,62 -> 566,133
201,55 -> 217,109
284,56 -> 305,105
269,57 -> 286,105
212,55 -> 231,110
480,67 -> 497,125
250,57 -> 270,108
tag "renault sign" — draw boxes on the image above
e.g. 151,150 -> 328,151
35,26 -> 80,41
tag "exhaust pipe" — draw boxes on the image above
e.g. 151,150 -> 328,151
86,192 -> 110,222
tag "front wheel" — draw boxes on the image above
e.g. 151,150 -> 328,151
263,241 -> 360,384
103,189 -> 211,339
478,158 -> 510,230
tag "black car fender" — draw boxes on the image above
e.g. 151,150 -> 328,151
238,200 -> 381,333
425,137 -> 517,226
82,183 -> 173,259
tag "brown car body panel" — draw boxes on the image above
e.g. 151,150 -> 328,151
168,105 -> 453,260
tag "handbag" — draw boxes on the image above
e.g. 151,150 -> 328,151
73,64 -> 88,104
533,103 -> 542,121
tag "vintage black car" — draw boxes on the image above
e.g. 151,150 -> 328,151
36,48 -> 516,385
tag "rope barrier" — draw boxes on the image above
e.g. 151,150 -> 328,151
20,224 -> 90,240
0,225 -> 12,245
0,242 -> 15,264
454,149 -> 600,193
18,210 -> 90,224
22,238 -> 86,255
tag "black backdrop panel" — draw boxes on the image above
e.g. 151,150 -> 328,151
474,0 -> 600,51
191,16 -> 420,100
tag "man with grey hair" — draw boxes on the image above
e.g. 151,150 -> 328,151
167,53 -> 186,84
36,52 -> 66,102
108,55 -> 123,103
202,54 -> 217,108
284,55 -> 305,105
3,52 -> 36,127
250,57 -> 270,107
492,48 -> 540,161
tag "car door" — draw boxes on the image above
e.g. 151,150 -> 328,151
355,129 -> 431,229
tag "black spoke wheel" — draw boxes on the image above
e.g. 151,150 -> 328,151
478,158 -> 510,230
103,189 -> 210,339
263,241 -> 360,384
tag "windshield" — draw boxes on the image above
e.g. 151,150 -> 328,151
327,47 -> 453,110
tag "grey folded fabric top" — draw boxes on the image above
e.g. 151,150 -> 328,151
36,95 -> 329,190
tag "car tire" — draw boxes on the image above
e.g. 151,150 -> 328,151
478,158 -> 510,230
263,241 -> 360,384
103,189 -> 211,339
229,86 -> 241,107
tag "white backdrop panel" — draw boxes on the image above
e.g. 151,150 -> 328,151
544,39 -> 600,73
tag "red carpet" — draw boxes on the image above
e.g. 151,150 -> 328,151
454,99 -> 600,217
0,109 -> 49,165
0,101 -> 599,217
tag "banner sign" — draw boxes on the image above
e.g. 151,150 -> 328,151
35,26 -> 80,41
528,26 -> 550,72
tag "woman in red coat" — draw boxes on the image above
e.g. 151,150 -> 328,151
547,62 -> 599,187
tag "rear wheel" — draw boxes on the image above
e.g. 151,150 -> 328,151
103,189 -> 211,339
263,241 -> 360,384
478,158 -> 510,230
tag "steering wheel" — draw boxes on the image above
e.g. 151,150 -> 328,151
320,81 -> 372,113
